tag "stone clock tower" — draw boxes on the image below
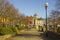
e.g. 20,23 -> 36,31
34,13 -> 38,30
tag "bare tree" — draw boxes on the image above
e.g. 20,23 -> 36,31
49,10 -> 60,23
56,0 -> 60,10
0,0 -> 26,27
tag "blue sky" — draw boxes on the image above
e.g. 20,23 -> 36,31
8,0 -> 56,18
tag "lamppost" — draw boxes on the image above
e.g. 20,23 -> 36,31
44,2 -> 48,31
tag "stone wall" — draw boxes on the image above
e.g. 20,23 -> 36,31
0,33 -> 15,40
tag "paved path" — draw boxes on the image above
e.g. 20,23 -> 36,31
7,28 -> 47,40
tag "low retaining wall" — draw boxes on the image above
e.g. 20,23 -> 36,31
0,33 -> 16,40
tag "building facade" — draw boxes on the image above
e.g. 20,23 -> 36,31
27,13 -> 45,30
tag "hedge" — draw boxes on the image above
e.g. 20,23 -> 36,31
0,27 -> 13,35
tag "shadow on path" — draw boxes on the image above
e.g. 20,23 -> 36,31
39,32 -> 53,40
14,33 -> 40,37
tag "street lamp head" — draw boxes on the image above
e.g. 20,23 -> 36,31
45,2 -> 48,7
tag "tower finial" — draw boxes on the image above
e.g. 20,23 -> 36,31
34,13 -> 38,16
